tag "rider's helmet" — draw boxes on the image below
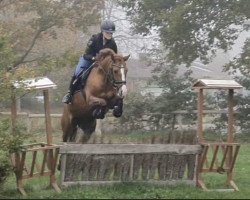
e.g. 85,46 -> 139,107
100,20 -> 116,33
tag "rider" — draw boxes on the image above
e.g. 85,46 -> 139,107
62,19 -> 117,104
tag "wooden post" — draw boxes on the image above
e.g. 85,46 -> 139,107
197,89 -> 204,143
42,89 -> 61,193
226,89 -> 235,187
43,89 -> 52,145
193,79 -> 242,192
227,89 -> 234,143
10,77 -> 61,196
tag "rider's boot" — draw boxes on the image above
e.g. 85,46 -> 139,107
62,75 -> 76,104
113,98 -> 123,118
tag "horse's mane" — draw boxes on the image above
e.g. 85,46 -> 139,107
95,48 -> 115,64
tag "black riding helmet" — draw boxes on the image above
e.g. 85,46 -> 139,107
101,20 -> 116,33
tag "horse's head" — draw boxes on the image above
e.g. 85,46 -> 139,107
96,48 -> 130,97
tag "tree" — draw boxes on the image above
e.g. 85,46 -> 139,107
102,0 -> 158,56
225,38 -> 250,77
224,38 -> 250,133
117,0 -> 250,133
118,0 -> 250,66
0,27 -> 16,101
0,0 -> 105,183
0,0 -> 104,101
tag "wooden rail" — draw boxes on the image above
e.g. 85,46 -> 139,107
59,144 -> 202,187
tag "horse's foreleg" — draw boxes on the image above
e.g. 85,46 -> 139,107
110,96 -> 123,118
88,96 -> 107,107
88,96 -> 108,119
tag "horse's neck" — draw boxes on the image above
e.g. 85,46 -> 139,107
83,66 -> 118,102
86,67 -> 109,89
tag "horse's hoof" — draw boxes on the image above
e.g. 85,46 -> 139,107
113,113 -> 122,118
100,114 -> 105,119
113,108 -> 122,118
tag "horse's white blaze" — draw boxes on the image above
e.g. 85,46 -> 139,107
120,84 -> 127,97
120,66 -> 125,81
119,66 -> 127,97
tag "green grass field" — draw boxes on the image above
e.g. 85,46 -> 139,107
1,132 -> 250,199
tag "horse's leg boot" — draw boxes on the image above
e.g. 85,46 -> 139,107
92,106 -> 106,119
92,108 -> 104,119
113,98 -> 123,118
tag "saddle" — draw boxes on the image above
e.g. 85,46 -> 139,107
74,65 -> 94,92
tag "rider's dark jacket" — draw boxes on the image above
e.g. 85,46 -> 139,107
83,32 -> 117,61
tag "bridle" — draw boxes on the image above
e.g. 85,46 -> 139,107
100,62 -> 127,89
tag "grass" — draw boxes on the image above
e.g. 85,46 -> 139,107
1,131 -> 250,199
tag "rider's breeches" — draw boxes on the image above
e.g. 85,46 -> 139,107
74,56 -> 93,77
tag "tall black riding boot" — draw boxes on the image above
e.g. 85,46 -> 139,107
62,75 -> 76,104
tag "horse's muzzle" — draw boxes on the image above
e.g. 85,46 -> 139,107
118,84 -> 127,98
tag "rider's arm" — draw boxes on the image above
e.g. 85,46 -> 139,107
83,35 -> 96,61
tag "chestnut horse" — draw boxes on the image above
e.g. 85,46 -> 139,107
61,48 -> 130,143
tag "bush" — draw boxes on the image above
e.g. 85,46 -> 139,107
0,118 -> 28,186
0,150 -> 11,186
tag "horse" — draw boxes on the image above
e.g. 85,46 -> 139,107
61,48 -> 130,143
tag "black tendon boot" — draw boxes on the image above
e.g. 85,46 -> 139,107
113,98 -> 123,118
62,75 -> 76,104
92,107 -> 105,119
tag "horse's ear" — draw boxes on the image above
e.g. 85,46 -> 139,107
123,54 -> 130,61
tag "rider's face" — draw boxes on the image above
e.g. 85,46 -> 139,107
103,32 -> 113,40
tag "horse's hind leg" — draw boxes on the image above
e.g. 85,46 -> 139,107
58,125 -> 77,171
58,117 -> 76,171
61,107 -> 77,142
77,119 -> 97,143
76,129 -> 90,143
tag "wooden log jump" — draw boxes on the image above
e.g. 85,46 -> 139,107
59,144 -> 202,187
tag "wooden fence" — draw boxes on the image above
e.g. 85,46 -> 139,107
0,109 -> 237,133
59,144 -> 202,187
